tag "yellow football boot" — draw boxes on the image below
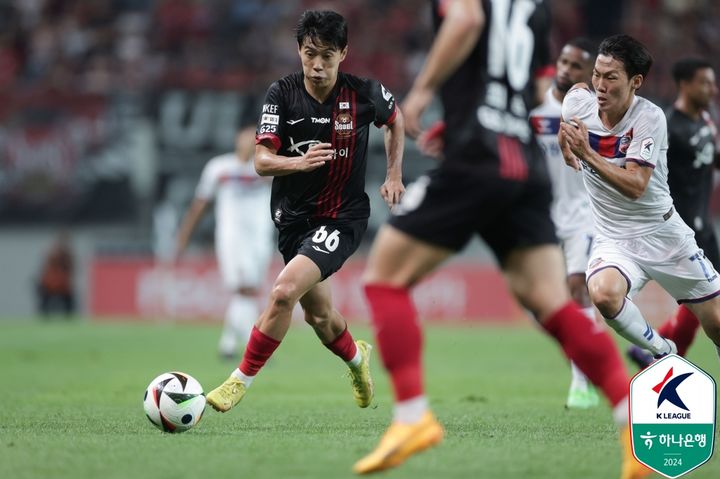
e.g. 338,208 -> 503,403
348,340 -> 374,408
205,376 -> 246,413
353,412 -> 444,474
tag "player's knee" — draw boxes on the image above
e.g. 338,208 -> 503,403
588,282 -> 624,317
269,282 -> 299,310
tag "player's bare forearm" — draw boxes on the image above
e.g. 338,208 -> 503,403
381,115 -> 406,207
384,110 -> 405,182
255,142 -> 333,176
402,0 -> 483,138
580,148 -> 651,199
560,118 -> 651,199
563,125 -> 651,199
412,0 -> 484,93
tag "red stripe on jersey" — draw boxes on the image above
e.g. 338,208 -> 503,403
316,88 -> 347,217
498,135 -> 527,180
323,89 -> 355,218
332,89 -> 357,216
597,135 -> 618,158
511,138 -> 528,180
256,133 -> 281,151
534,65 -> 556,79
315,132 -> 336,216
498,135 -> 511,178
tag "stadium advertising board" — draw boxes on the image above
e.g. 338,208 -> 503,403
90,256 -> 679,323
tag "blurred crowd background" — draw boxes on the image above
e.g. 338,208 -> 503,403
1,0 -> 719,317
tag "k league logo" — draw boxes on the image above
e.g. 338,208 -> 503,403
654,367 -> 692,414
630,354 -> 716,478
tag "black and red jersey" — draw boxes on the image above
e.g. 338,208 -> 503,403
256,71 -> 396,227
666,107 -> 719,232
432,0 -> 552,179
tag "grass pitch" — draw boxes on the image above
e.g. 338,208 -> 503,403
1,319 -> 718,479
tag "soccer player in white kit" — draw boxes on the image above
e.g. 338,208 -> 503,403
175,126 -> 274,359
559,34 -> 720,362
530,37 -> 599,409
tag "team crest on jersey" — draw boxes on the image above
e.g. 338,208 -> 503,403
335,112 -> 354,137
619,128 -> 633,154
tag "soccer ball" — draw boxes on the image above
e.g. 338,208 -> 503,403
143,371 -> 206,433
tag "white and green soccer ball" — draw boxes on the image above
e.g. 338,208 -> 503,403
143,372 -> 206,433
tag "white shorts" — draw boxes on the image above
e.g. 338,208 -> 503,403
586,214 -> 720,304
217,234 -> 272,291
560,229 -> 594,276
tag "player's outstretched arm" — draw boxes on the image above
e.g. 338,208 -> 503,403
402,0 -> 484,138
174,198 -> 209,262
560,117 -> 652,199
380,108 -> 405,207
255,141 -> 335,177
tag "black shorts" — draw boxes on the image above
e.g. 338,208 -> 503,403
389,165 -> 557,265
277,218 -> 367,280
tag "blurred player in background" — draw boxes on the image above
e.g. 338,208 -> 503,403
36,231 -> 76,318
174,126 -> 274,360
530,37 -> 600,409
560,36 -> 720,370
205,10 -> 405,414
355,2 -> 643,478
627,58 -> 720,368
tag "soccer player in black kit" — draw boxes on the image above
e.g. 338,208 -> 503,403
354,2 -> 646,478
206,10 -> 405,414
628,58 -> 720,367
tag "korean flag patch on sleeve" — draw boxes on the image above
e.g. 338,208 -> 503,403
640,137 -> 655,160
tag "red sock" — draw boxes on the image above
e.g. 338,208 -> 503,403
542,301 -> 629,407
664,305 -> 700,356
364,284 -> 423,401
657,312 -> 676,339
324,327 -> 358,362
239,326 -> 281,376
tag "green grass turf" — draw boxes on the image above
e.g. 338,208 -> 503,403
1,319 -> 718,479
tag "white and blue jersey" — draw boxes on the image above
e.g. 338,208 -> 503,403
562,87 -> 674,239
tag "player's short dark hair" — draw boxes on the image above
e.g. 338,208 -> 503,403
296,10 -> 348,51
672,58 -> 714,84
566,37 -> 596,59
598,34 -> 653,78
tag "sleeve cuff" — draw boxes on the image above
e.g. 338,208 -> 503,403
256,133 -> 281,151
